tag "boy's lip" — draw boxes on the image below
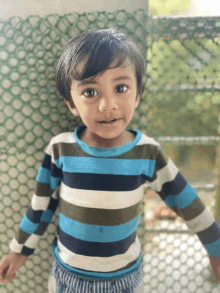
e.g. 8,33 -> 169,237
98,119 -> 121,127
98,117 -> 120,123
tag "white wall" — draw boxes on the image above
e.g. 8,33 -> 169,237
0,0 -> 147,20
187,0 -> 220,16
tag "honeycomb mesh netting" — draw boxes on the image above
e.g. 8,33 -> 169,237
0,9 -> 220,292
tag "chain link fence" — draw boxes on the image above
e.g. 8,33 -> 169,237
0,9 -> 220,292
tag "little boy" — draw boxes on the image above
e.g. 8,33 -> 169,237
0,28 -> 220,292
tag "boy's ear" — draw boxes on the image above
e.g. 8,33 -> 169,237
65,99 -> 80,116
135,94 -> 140,109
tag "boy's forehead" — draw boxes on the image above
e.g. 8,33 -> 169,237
74,57 -> 135,82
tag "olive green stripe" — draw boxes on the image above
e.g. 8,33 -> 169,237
59,197 -> 142,226
52,142 -> 160,161
16,222 -> 49,244
35,182 -> 55,197
169,196 -> 205,222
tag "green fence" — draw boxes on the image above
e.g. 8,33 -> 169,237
0,9 -> 220,292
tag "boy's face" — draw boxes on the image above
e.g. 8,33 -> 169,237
65,59 -> 140,148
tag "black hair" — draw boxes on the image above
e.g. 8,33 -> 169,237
55,28 -> 145,107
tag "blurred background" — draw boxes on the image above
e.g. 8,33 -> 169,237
1,0 -> 220,20
1,1 -> 220,292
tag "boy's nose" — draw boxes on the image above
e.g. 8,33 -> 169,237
98,97 -> 118,112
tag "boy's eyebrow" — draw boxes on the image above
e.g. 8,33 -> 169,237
77,75 -> 133,89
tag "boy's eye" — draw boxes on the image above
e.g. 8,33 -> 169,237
83,85 -> 128,98
83,89 -> 98,97
116,85 -> 128,93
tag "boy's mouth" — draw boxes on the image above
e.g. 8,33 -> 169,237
98,119 -> 121,127
100,119 -> 117,124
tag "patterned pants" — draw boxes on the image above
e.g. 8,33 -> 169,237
48,258 -> 144,293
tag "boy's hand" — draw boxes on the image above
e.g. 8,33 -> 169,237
209,256 -> 220,283
0,252 -> 28,284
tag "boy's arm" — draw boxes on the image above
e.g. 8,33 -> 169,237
147,146 -> 220,283
9,139 -> 62,256
209,257 -> 220,283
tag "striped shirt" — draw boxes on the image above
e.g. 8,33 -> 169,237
9,125 -> 220,281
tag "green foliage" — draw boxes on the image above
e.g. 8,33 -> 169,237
142,38 -> 220,137
149,0 -> 189,16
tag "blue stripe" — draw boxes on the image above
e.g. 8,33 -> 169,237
55,156 -> 155,177
41,209 -> 54,223
197,222 -> 220,245
57,226 -> 137,257
158,172 -> 187,201
19,209 -> 54,234
26,199 -> 58,224
63,172 -> 147,191
204,238 -> 220,257
41,154 -> 62,178
19,215 -> 39,235
164,195 -> 175,208
58,212 -> 140,243
36,166 -> 61,190
48,198 -> 60,212
41,153 -> 51,169
22,246 -> 35,256
74,126 -> 142,158
164,183 -> 197,209
26,206 -> 43,223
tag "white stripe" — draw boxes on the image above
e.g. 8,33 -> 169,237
46,132 -> 75,150
52,186 -> 60,200
60,181 -> 144,209
185,208 -> 215,233
9,237 -> 23,253
51,132 -> 75,144
56,234 -> 141,272
31,194 -> 50,210
136,134 -> 160,147
25,234 -> 41,249
9,234 -> 42,252
148,158 -> 179,192
45,132 -> 76,160
31,188 -> 59,211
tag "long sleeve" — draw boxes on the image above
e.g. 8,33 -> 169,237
9,139 -> 62,256
147,146 -> 220,257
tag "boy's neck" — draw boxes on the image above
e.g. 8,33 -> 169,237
78,127 -> 135,149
